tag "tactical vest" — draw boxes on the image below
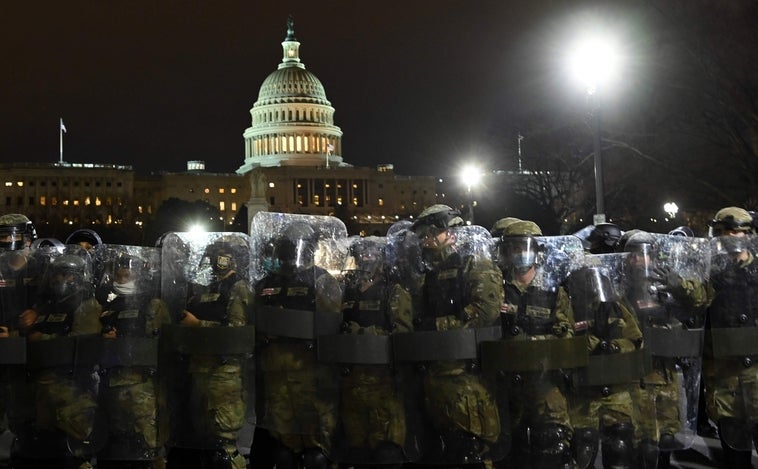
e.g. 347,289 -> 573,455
709,261 -> 758,328
420,253 -> 469,328
100,292 -> 151,337
257,267 -> 319,311
342,280 -> 390,331
502,282 -> 559,337
186,274 -> 242,326
32,295 -> 81,336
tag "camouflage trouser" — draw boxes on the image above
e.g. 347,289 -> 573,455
568,384 -> 636,433
190,370 -> 247,469
35,374 -> 97,443
632,365 -> 681,443
703,358 -> 758,422
423,370 -> 501,443
507,374 -> 572,430
339,366 -> 406,450
263,367 -> 337,454
101,376 -> 164,455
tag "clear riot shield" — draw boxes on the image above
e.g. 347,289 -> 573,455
158,232 -> 255,456
619,233 -> 709,453
249,212 -> 346,463
566,254 -> 651,469
480,235 -> 585,468
316,235 -> 417,466
90,244 -> 168,462
393,224 -> 508,465
14,245 -> 107,461
705,234 -> 758,451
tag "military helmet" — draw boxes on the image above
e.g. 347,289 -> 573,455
47,254 -> 90,299
502,220 -> 542,237
668,226 -> 694,237
346,237 -> 386,275
709,206 -> 754,237
588,223 -> 622,254
387,219 -> 412,237
275,222 -> 318,268
411,204 -> 464,237
0,213 -> 37,251
204,235 -> 250,275
490,217 -> 521,237
65,228 -> 102,250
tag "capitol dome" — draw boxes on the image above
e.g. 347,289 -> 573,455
237,18 -> 344,173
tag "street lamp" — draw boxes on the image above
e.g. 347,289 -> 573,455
569,34 -> 621,225
664,202 -> 679,219
460,164 -> 483,225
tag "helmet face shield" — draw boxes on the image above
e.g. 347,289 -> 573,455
498,236 -> 538,271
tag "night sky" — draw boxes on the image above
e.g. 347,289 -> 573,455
2,1 -> 657,177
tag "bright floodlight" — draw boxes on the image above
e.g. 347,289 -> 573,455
460,165 -> 483,192
187,223 -> 207,234
569,34 -> 621,95
664,202 -> 679,219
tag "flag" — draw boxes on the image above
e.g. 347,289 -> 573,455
327,143 -> 334,151
60,119 -> 67,133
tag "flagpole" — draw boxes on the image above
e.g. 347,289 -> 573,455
59,118 -> 64,164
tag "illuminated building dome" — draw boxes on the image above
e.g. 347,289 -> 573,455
237,17 -> 344,173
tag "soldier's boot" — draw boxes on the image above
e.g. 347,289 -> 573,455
301,447 -> 331,469
442,431 -> 484,464
719,418 -> 753,469
372,441 -> 406,465
208,444 -> 246,469
600,423 -> 635,469
638,438 -> 659,469
571,427 -> 599,469
273,444 -> 299,469
531,423 -> 573,469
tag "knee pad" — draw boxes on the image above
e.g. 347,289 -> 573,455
530,424 -> 572,468
302,447 -> 330,469
571,427 -> 599,469
601,423 -> 635,469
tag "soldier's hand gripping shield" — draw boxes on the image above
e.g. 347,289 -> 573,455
91,244 -> 169,462
394,224 -> 508,465
621,233 -> 709,452
316,235 -> 416,466
250,212 -> 346,462
706,234 -> 758,451
15,246 -> 108,461
159,232 -> 255,454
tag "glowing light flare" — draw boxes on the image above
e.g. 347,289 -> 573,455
569,34 -> 622,95
459,164 -> 483,193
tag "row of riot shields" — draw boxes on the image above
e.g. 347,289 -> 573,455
0,213 -> 731,465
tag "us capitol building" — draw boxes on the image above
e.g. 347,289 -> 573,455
0,20 -> 438,236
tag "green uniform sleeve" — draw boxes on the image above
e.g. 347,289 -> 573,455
460,256 -> 504,329
146,298 -> 172,334
70,297 -> 103,336
315,272 -> 343,314
552,286 -> 575,338
388,283 -> 414,333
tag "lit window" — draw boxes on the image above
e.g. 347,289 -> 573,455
73,200 -> 80,206
40,196 -> 46,206
84,197 -> 91,206
313,195 -> 320,206
138,206 -> 143,214
4,182 -> 11,187
219,201 -> 226,211
230,188 -> 237,194
204,188 -> 210,194
296,136 -> 302,152
218,188 -> 225,194
95,197 -> 102,206
16,181 -> 23,187
51,197 -> 58,206
352,197 -> 358,206
231,202 -> 237,211
63,200 -> 70,206
378,198 -> 384,206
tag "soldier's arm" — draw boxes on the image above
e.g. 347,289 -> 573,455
224,279 -> 252,327
609,302 -> 643,352
70,297 -> 103,336
459,257 -> 504,329
146,298 -> 172,334
388,283 -> 414,333
552,286 -> 575,338
315,272 -> 342,313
